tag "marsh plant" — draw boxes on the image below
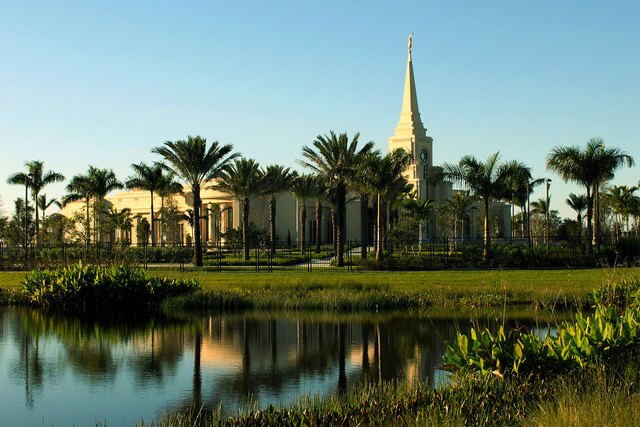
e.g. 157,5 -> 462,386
22,262 -> 199,309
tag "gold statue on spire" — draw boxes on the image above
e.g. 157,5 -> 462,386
408,33 -> 413,53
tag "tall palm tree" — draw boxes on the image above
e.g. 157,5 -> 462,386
290,174 -> 318,255
312,175 -> 327,253
106,207 -> 134,244
367,149 -> 412,261
301,131 -> 374,266
435,152 -> 523,260
152,135 -> 237,266
566,193 -> 587,246
7,160 -> 65,246
126,162 -> 167,246
263,165 -> 298,255
213,158 -> 264,261
351,151 -> 380,259
504,163 -> 533,238
547,138 -> 634,255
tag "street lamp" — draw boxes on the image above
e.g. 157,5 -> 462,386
546,178 -> 552,255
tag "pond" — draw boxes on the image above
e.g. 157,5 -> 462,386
0,307 -> 558,425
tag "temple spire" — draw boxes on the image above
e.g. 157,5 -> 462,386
394,34 -> 425,136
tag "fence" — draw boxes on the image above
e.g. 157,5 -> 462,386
0,235 -> 636,271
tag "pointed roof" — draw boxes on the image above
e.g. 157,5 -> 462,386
393,38 -> 427,138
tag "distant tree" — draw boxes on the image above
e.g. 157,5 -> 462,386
290,174 -> 318,254
435,152 -> 524,260
547,138 -> 634,254
36,194 -> 61,244
566,193 -> 587,246
7,160 -> 65,246
126,163 -> 164,246
213,158 -> 264,261
263,165 -> 298,255
136,217 -> 151,246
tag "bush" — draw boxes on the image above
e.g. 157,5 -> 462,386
22,263 -> 199,309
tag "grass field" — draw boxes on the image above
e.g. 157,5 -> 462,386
3,267 -> 639,309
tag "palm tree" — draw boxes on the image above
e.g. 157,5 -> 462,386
301,131 -> 374,266
155,171 -> 183,245
37,194 -> 61,244
547,138 -> 634,254
152,135 -> 237,266
441,191 -> 475,246
435,152 -> 523,260
290,174 -> 318,255
213,158 -> 264,261
312,175 -> 327,254
7,160 -> 65,246
504,163 -> 533,239
606,185 -> 638,236
126,162 -> 168,246
263,165 -> 298,255
63,172 -> 93,247
566,193 -> 587,246
85,167 -> 123,242
351,151 -> 380,259
106,207 -> 134,244
367,149 -> 412,261
402,195 -> 434,252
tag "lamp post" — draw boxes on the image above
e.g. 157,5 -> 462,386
546,178 -> 552,255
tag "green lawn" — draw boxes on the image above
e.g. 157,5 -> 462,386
3,267 -> 639,309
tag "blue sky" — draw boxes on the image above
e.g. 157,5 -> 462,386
1,0 -> 638,218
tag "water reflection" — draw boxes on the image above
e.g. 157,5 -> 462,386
0,307 -> 558,425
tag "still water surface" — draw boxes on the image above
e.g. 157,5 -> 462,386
0,307 -> 553,426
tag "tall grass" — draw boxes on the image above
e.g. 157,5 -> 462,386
21,262 -> 199,309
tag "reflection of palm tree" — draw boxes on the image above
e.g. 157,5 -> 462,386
193,329 -> 202,409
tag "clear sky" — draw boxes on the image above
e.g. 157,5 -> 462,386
1,0 -> 638,218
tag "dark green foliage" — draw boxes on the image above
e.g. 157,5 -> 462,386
136,218 -> 151,246
444,279 -> 640,378
22,263 -> 199,309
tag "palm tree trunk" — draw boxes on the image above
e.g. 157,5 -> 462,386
585,186 -> 593,256
360,194 -> 368,259
336,186 -> 346,267
243,201 -> 250,261
150,191 -> 156,247
594,181 -> 601,253
315,199 -> 322,253
34,191 -> 40,247
269,198 -> 277,256
376,192 -> 382,261
85,198 -> 91,249
300,202 -> 306,255
192,186 -> 203,266
483,198 -> 491,260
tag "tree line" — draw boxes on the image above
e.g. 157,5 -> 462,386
1,134 -> 636,267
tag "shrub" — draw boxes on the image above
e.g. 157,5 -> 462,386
22,262 -> 199,309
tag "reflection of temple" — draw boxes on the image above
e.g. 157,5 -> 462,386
2,307 -> 551,425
